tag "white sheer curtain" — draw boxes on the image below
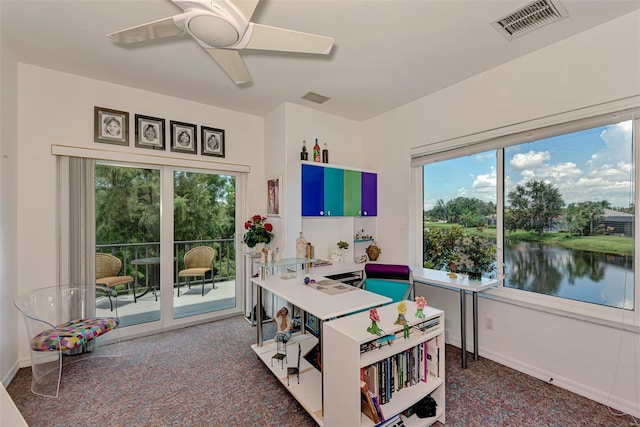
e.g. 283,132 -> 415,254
56,155 -> 96,326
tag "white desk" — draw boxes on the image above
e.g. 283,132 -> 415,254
252,270 -> 391,422
412,267 -> 498,368
253,270 -> 390,346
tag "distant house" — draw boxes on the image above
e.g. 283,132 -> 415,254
601,208 -> 634,237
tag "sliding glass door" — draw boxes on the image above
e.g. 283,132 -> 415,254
94,162 -> 238,328
173,170 -> 236,319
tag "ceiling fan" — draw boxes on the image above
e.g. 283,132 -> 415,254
107,0 -> 334,85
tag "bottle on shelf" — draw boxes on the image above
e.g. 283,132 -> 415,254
322,143 -> 329,163
296,232 -> 307,258
300,140 -> 308,161
313,138 -> 321,162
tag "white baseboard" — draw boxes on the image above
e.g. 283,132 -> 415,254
478,346 -> 640,419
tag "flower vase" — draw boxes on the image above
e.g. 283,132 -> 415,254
252,242 -> 265,255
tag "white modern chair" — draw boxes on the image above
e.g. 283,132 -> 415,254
14,284 -> 121,398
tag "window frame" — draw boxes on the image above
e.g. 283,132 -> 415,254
412,100 -> 640,330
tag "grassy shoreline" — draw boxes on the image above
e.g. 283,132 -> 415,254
425,222 -> 633,256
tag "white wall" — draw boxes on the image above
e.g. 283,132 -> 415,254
270,103 -> 364,259
364,11 -> 640,417
0,39 -> 20,387
12,64 -> 265,364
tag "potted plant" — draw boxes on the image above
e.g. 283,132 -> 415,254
243,214 -> 274,252
449,232 -> 496,280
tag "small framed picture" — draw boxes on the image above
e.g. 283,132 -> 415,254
201,126 -> 225,158
94,106 -> 129,145
267,176 -> 282,217
135,114 -> 165,150
170,120 -> 197,154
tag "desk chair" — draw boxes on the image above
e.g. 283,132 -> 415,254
177,246 -> 215,297
361,263 -> 414,304
96,253 -> 134,311
287,343 -> 301,386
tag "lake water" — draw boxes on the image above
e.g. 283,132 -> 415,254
504,241 -> 634,310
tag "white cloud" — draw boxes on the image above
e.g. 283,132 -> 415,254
510,150 -> 550,170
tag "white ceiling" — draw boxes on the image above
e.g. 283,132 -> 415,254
2,0 -> 639,121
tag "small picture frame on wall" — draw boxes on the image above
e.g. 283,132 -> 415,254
135,114 -> 165,150
267,176 -> 282,217
201,126 -> 225,158
94,106 -> 129,146
170,120 -> 197,154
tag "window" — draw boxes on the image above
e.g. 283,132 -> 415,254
420,108 -> 637,312
503,121 -> 634,310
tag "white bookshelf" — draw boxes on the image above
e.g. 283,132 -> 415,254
323,301 -> 445,426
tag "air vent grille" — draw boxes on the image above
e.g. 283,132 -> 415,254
301,92 -> 330,104
491,0 -> 568,40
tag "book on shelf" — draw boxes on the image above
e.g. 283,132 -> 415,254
363,340 -> 433,405
426,337 -> 439,378
378,414 -> 404,427
370,391 -> 384,422
360,381 -> 380,424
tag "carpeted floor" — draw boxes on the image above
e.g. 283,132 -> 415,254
7,315 -> 638,426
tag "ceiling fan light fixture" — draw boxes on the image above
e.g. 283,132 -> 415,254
491,0 -> 568,40
302,92 -> 330,104
187,14 -> 240,48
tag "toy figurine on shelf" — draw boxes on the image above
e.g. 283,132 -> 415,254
395,301 -> 410,338
415,296 -> 427,319
274,307 -> 293,342
260,248 -> 266,264
367,308 -> 383,335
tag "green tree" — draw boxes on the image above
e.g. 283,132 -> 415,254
506,180 -> 564,236
426,197 -> 494,226
564,203 -> 589,236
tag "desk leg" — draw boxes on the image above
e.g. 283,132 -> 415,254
319,318 -> 324,418
256,284 -> 263,347
473,291 -> 479,361
460,289 -> 467,369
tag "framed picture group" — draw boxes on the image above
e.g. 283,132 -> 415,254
94,106 -> 226,158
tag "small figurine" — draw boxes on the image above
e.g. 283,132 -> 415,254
367,308 -> 382,335
395,301 -> 410,338
260,248 -> 266,264
274,307 -> 293,342
275,247 -> 280,262
415,296 -> 427,319
267,246 -> 273,263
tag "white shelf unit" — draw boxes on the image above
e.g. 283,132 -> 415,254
251,333 -> 324,424
243,253 -> 279,325
323,301 -> 445,427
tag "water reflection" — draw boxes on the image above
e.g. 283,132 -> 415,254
505,241 -> 634,310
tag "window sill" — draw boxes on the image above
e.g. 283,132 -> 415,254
483,284 -> 640,333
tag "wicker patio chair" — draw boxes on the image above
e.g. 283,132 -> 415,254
177,246 -> 215,296
96,253 -> 134,310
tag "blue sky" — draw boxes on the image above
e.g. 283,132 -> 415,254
424,121 -> 633,210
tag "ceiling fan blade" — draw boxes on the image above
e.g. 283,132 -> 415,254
243,24 -> 333,55
228,0 -> 261,21
107,17 -> 184,44
205,48 -> 252,85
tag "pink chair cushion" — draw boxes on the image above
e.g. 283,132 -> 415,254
31,317 -> 119,351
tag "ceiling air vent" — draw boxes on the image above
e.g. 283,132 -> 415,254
301,92 -> 330,104
491,0 -> 568,40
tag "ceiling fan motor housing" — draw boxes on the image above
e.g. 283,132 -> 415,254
172,0 -> 249,48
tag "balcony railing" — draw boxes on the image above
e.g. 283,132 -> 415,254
96,239 -> 236,288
